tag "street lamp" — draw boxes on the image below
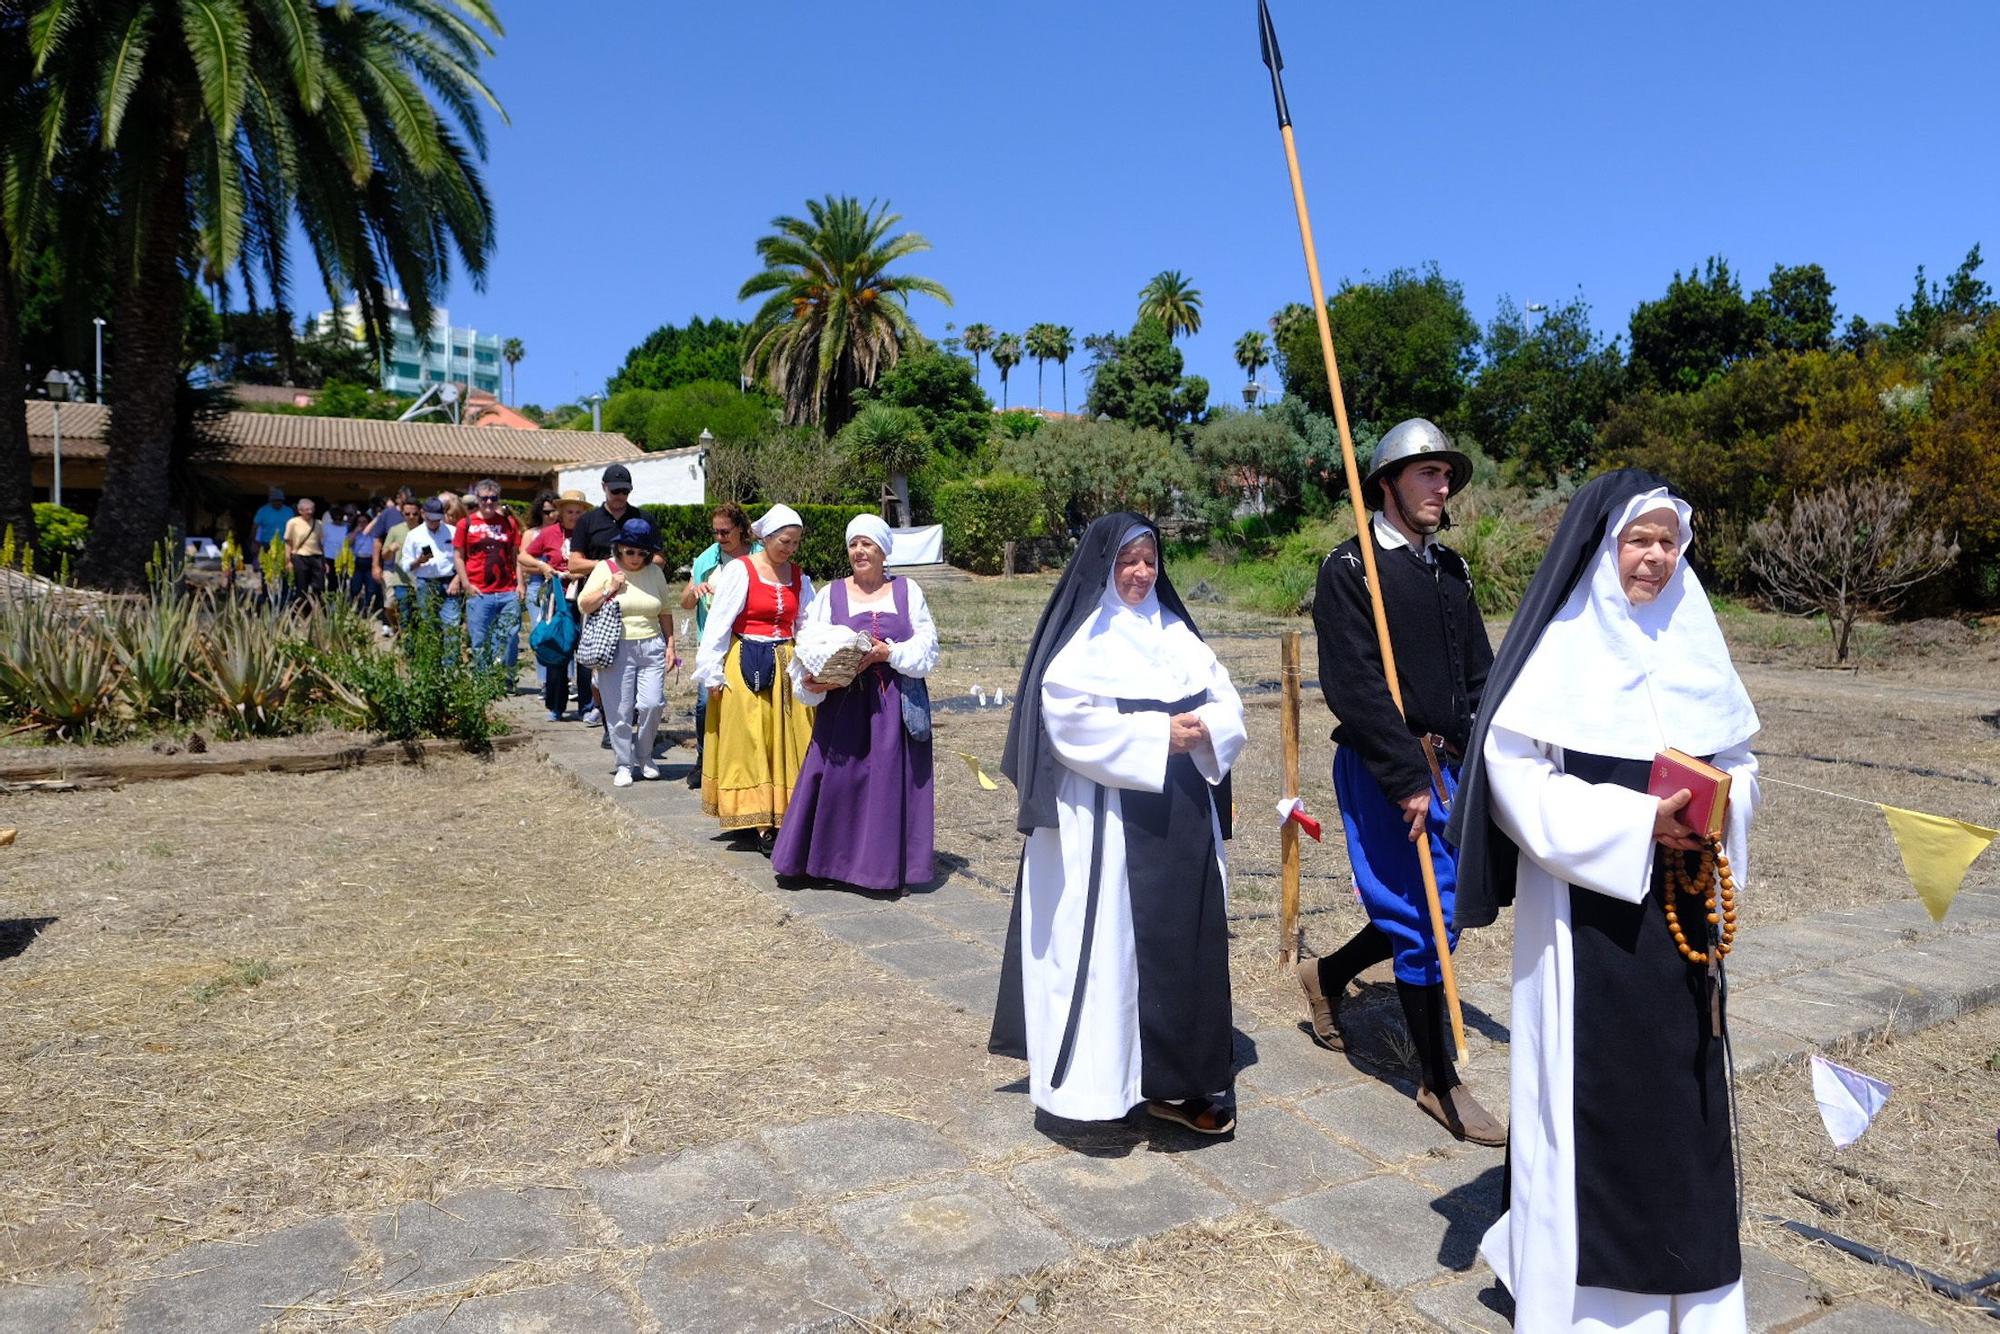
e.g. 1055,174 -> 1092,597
44,368 -> 74,506
1241,381 -> 1262,408
1524,302 -> 1548,336
92,317 -> 106,402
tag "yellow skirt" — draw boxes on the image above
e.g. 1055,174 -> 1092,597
701,639 -> 813,831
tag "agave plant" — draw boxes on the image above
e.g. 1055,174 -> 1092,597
110,591 -> 201,727
0,594 -> 122,740
199,603 -> 302,737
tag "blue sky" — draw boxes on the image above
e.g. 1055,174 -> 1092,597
436,0 -> 2000,411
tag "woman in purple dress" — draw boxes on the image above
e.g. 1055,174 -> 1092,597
774,515 -> 939,892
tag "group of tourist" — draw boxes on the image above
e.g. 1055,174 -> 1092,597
986,423 -> 1762,1333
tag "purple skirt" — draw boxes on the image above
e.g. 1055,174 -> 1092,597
772,664 -> 935,891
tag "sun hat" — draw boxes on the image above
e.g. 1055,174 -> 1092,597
555,489 -> 591,515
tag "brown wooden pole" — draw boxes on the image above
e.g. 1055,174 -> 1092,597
1279,630 -> 1303,965
1273,121 -> 1469,1062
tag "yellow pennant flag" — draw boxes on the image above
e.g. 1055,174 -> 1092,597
957,752 -> 1000,791
1877,805 -> 1998,923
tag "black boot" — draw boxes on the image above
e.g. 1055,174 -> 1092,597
1399,980 -> 1505,1147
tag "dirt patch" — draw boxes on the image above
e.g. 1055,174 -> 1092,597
0,754 -> 1005,1283
1739,1006 -> 2000,1329
886,1213 -> 1433,1332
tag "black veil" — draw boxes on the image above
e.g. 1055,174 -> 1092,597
1000,512 -> 1212,834
1444,468 -> 1675,928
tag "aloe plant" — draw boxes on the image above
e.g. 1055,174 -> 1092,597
199,603 -> 301,737
111,593 -> 201,725
0,593 -> 121,739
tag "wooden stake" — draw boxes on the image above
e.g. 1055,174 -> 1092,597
1279,631 -> 1303,965
1268,121 -> 1469,1063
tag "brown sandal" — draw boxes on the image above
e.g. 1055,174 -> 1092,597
1146,1097 -> 1236,1136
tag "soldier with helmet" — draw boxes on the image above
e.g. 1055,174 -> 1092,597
1300,418 -> 1505,1147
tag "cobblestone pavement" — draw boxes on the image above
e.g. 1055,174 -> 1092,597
12,699 -> 1995,1332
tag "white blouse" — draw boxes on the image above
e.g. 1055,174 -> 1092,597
790,577 -> 941,705
692,558 -> 818,689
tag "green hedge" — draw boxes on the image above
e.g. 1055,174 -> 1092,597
934,474 -> 1040,574
636,503 -> 880,581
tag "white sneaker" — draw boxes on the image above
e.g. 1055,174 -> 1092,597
612,767 -> 634,788
640,764 -> 661,781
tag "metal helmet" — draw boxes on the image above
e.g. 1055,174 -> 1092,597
1361,418 -> 1472,511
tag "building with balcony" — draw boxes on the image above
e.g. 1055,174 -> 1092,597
313,292 -> 506,400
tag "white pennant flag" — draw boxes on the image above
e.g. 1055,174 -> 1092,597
1810,1055 -> 1891,1149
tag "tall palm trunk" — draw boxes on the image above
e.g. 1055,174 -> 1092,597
1060,363 -> 1068,415
78,160 -> 189,589
0,225 -> 35,553
1035,357 -> 1045,410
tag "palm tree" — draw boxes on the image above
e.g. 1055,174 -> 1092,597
1138,270 -> 1204,342
502,337 -> 526,405
738,196 -> 951,431
1234,330 -> 1270,403
1024,323 -> 1056,411
1048,325 -> 1076,414
31,0 -> 504,588
992,332 -> 1023,410
961,322 -> 993,387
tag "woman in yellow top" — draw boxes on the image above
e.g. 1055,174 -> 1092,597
579,516 -> 678,788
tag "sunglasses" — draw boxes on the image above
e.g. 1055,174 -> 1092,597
607,487 -> 632,496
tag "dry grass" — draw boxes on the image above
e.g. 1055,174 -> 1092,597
885,1213 -> 1432,1333
0,755 -> 997,1284
1738,1006 -> 2000,1330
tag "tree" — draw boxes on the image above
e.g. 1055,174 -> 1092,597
1048,325 -> 1075,414
960,321 -> 993,387
739,196 -> 951,431
992,332 -> 1023,410
607,316 -> 744,395
1747,478 -> 1958,662
1234,330 -> 1271,399
1891,245 -> 1993,352
857,349 -> 992,456
1138,270 -> 1203,341
1627,257 -> 1763,392
643,380 -> 777,451
217,313 -> 375,387
1271,263 -> 1479,428
1462,294 -> 1625,482
32,0 -> 501,589
1753,263 -> 1836,354
836,402 -> 930,524
1190,406 -> 1322,523
1025,322 -> 1060,410
999,418 -> 1195,533
502,337 -> 525,404
1084,318 -> 1209,437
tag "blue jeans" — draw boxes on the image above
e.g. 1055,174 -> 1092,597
466,590 -> 521,670
413,578 -> 462,627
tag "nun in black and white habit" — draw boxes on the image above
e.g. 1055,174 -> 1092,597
1446,470 -> 1761,1333
990,514 -> 1247,1135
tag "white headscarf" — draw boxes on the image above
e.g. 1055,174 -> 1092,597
753,503 -> 804,539
1490,488 -> 1758,762
1043,525 -> 1216,701
845,513 -> 894,557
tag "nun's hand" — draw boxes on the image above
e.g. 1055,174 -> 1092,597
1653,789 -> 1704,851
1169,713 -> 1208,754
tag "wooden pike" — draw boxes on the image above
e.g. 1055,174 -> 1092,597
1257,0 -> 1469,1061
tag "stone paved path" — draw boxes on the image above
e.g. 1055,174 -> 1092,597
10,702 -> 1995,1332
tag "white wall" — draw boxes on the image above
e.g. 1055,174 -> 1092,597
558,448 -> 705,506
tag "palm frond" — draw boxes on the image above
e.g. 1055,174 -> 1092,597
179,0 -> 254,137
98,5 -> 157,147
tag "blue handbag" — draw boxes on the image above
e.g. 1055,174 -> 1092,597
900,675 -> 932,742
530,582 -> 578,667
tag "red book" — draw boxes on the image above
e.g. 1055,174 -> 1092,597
1648,748 -> 1731,840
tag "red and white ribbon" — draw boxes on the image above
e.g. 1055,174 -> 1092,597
1275,796 -> 1323,842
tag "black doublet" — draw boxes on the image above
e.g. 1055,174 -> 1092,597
1312,531 -> 1492,803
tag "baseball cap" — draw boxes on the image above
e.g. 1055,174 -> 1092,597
421,498 -> 445,516
602,463 -> 633,492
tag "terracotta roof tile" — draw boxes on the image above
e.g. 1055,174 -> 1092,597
25,401 -> 634,478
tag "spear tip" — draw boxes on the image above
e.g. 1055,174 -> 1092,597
1257,0 -> 1292,128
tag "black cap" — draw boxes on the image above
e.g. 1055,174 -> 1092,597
602,463 -> 633,491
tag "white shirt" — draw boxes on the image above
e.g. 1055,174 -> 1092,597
399,519 -> 456,580
693,557 -> 818,689
790,577 -> 941,704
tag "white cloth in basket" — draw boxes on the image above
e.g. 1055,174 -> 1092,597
794,621 -> 874,689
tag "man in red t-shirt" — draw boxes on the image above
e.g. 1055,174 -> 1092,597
454,479 -> 524,670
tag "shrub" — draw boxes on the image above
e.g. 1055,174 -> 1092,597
34,503 -> 88,566
999,418 -> 1195,534
318,598 -> 513,749
935,474 -> 1041,573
